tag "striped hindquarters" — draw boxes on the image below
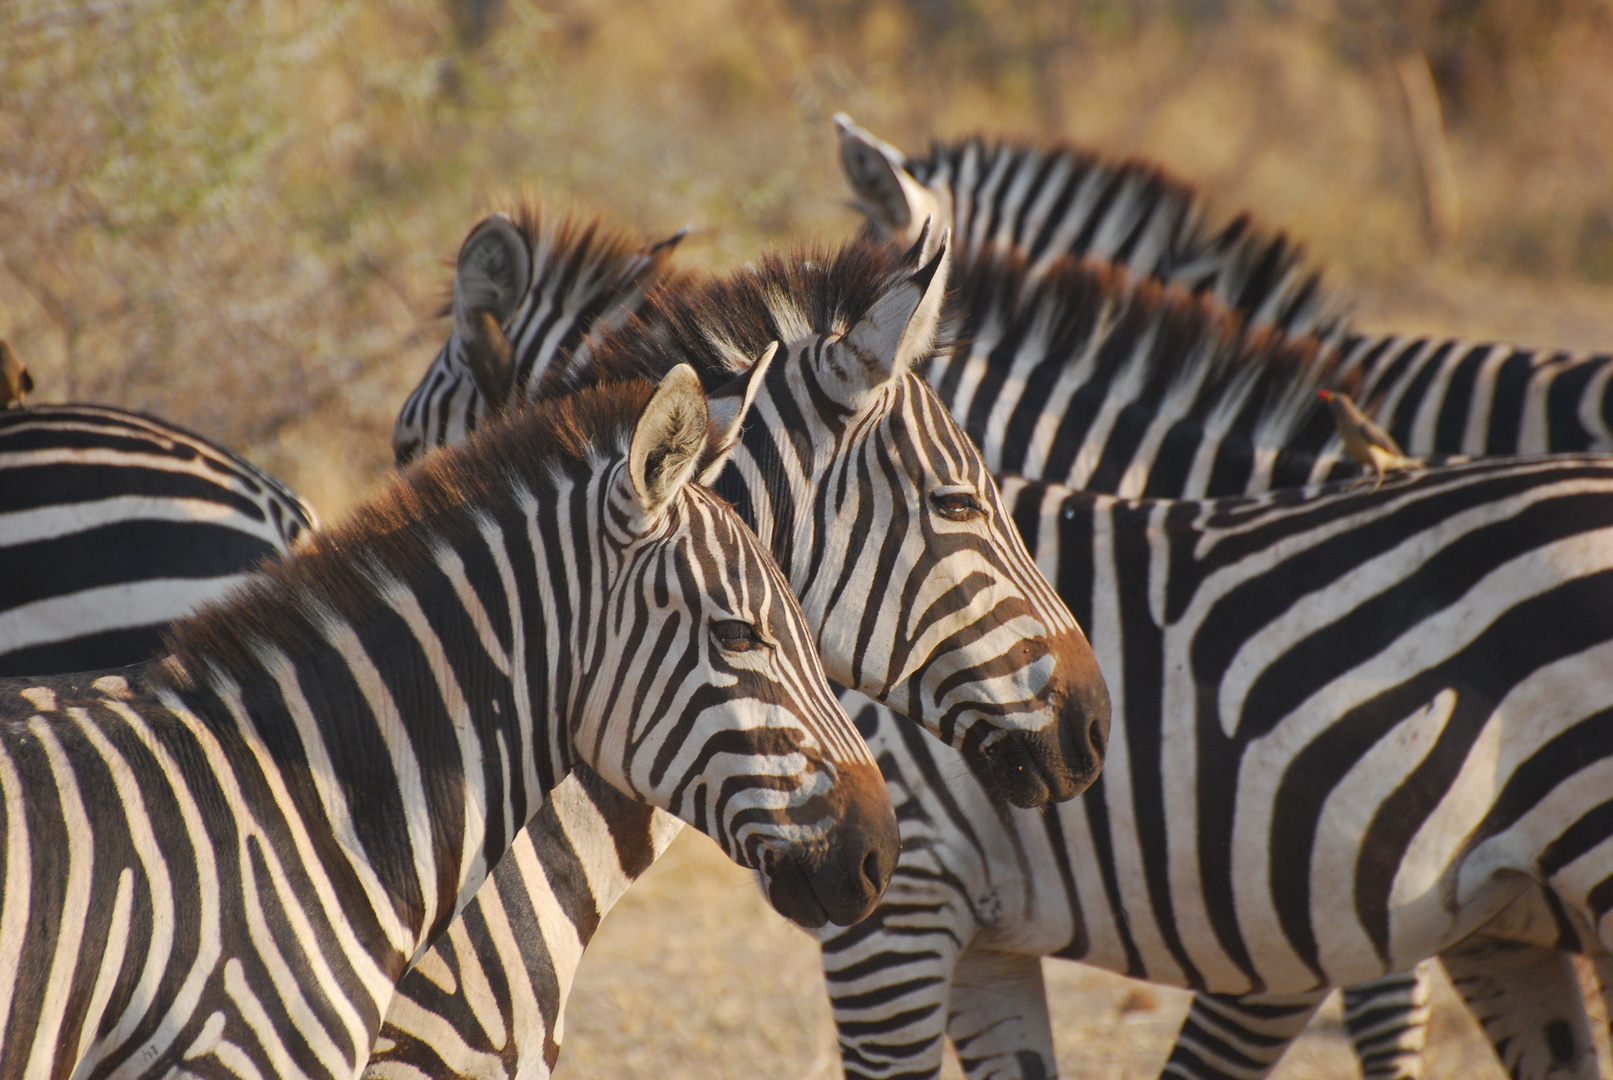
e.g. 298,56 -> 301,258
0,404 -> 315,677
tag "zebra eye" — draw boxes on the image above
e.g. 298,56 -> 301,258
931,491 -> 985,522
711,619 -> 768,653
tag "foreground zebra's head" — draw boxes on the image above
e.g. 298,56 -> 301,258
177,373 -> 897,931
392,206 -> 686,466
543,234 -> 1111,808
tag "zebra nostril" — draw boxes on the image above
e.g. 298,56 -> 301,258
1089,719 -> 1106,758
862,849 -> 883,892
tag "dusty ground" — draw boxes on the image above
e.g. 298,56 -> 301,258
554,829 -> 1607,1080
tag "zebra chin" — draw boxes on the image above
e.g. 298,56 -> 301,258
963,630 -> 1111,808
753,760 -> 900,929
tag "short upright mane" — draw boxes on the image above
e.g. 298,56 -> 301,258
539,240 -> 922,396
166,381 -> 657,684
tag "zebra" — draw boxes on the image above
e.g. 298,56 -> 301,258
835,121 -> 1613,1076
0,370 -> 900,1080
391,204 -> 685,466
840,139 -> 1613,494
1,400 -> 318,677
818,454 -> 1613,1080
928,241 -> 1613,1076
364,222 -> 1113,1080
906,240 -> 1613,1077
831,114 -> 1347,344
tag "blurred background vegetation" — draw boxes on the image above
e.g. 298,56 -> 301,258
3,0 -> 1613,520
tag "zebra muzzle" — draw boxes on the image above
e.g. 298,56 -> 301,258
971,630 -> 1111,808
760,760 -> 899,928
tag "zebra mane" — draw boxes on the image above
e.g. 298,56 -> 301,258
164,380 -> 662,685
538,239 -> 922,395
435,200 -> 685,320
907,134 -> 1346,343
946,243 -> 1356,444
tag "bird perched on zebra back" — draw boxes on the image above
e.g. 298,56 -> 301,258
1319,387 -> 1422,488
0,340 -> 32,408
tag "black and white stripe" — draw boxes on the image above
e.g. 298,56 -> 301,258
919,245 -> 1613,507
368,228 -> 1113,1080
833,115 -> 1346,343
391,206 -> 685,465
819,456 -> 1613,1080
0,374 -> 898,1080
0,403 -> 317,677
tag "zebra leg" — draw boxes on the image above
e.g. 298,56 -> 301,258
1443,937 -> 1600,1080
945,947 -> 1056,1080
1160,989 -> 1327,1080
1340,965 -> 1432,1080
821,908 -> 970,1080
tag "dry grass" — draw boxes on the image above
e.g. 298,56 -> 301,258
5,3 -> 1613,1076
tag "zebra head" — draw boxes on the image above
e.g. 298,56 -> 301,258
570,368 -> 898,927
548,233 -> 1112,809
391,207 -> 685,466
833,112 -> 951,253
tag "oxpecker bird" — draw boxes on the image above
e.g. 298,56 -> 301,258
1319,387 -> 1421,489
0,341 -> 32,409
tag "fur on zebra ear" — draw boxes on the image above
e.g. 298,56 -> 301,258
698,341 -> 778,485
454,214 -> 531,338
628,364 -> 710,519
833,113 -> 948,245
460,309 -> 516,412
833,227 -> 952,400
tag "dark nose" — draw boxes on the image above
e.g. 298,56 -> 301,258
973,628 -> 1111,809
764,760 -> 898,928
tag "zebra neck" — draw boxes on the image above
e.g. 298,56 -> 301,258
154,496 -> 590,967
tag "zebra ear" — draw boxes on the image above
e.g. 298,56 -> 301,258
461,309 -> 516,412
629,364 -> 710,519
834,229 -> 952,398
454,214 -> 531,334
834,114 -> 949,247
698,341 -> 778,485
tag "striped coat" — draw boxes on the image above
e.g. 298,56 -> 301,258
1,403 -> 315,677
0,375 -> 897,1080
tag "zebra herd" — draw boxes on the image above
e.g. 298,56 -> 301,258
4,115 -> 1613,1080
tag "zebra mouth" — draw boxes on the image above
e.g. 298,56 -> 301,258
970,729 -> 1076,808
758,779 -> 897,928
764,859 -> 834,928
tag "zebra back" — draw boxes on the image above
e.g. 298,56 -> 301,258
0,403 -> 316,677
936,244 -> 1360,498
392,205 -> 685,465
833,114 -> 1347,344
